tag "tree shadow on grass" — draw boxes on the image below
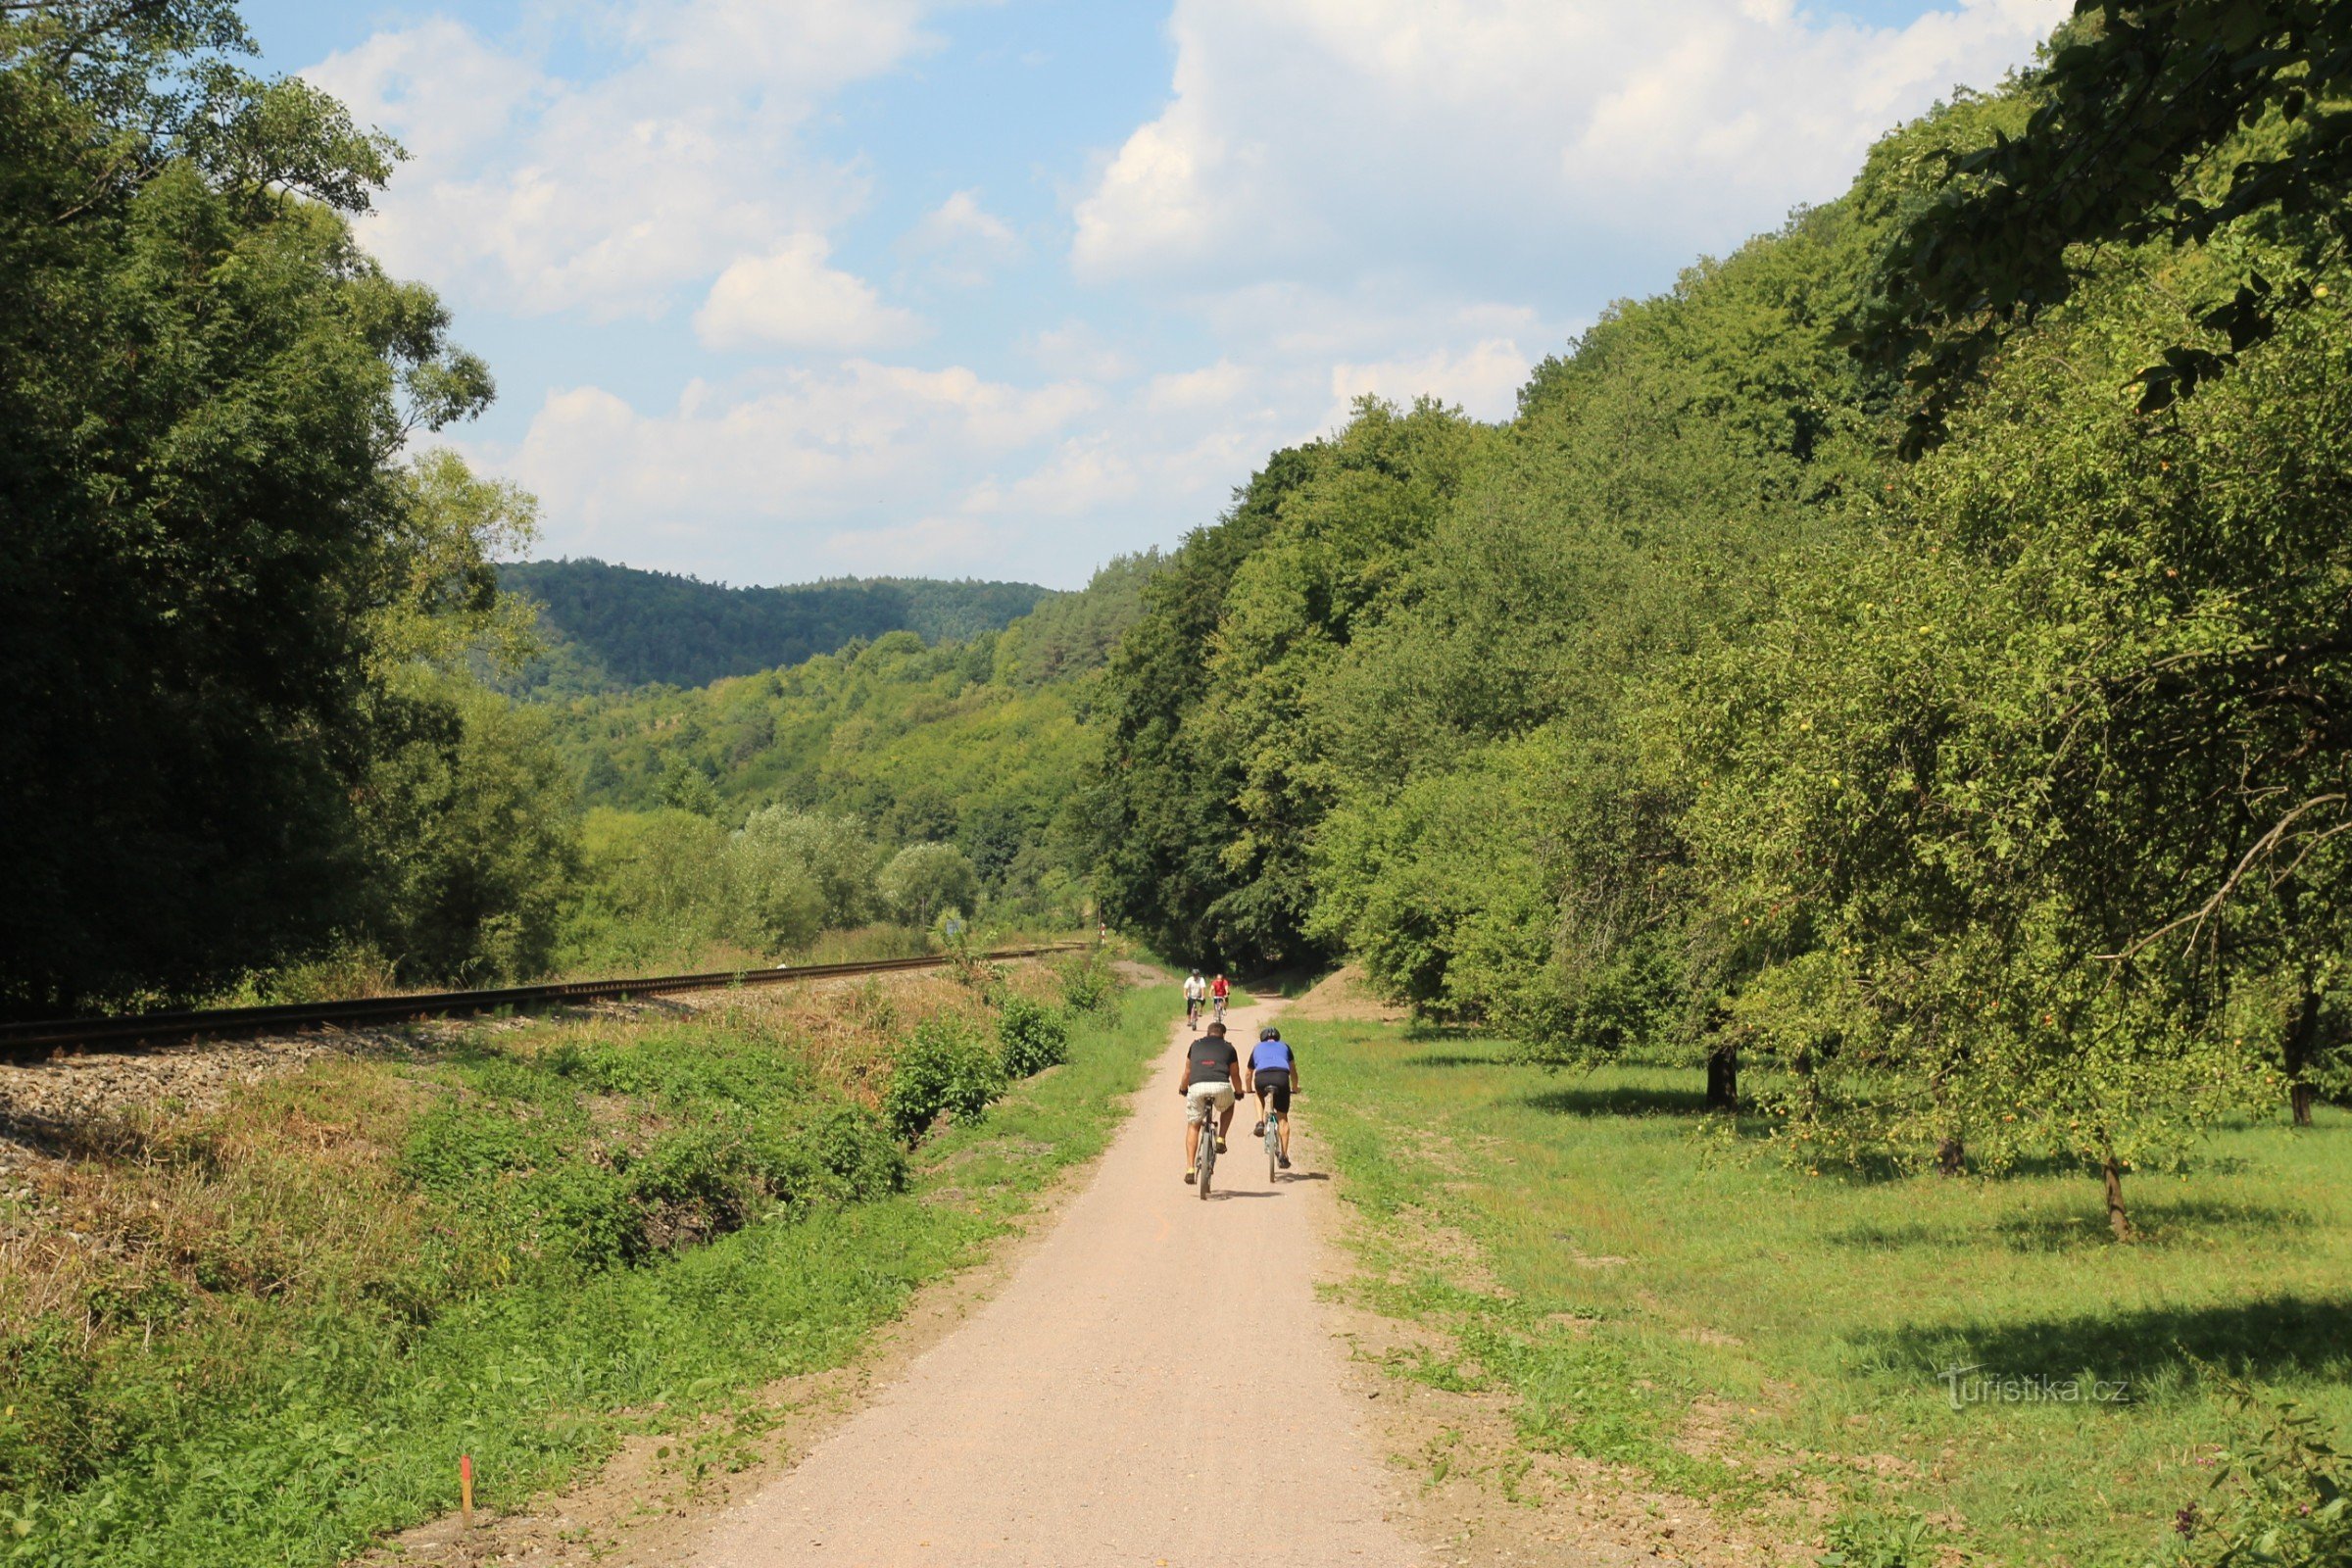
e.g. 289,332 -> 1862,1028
1828,1196 -> 2313,1254
1859,1295 -> 2352,1388
1520,1083 -> 1715,1118
1404,1051 -> 1512,1070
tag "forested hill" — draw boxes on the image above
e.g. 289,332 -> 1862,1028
497,559 -> 1054,694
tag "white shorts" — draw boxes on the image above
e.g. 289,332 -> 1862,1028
1185,1081 -> 1235,1125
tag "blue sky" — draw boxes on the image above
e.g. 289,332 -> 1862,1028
247,0 -> 2065,589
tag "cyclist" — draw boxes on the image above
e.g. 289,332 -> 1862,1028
1209,972 -> 1231,1023
1247,1023 -> 1299,1170
1183,970 -> 1207,1026
1177,1019 -> 1241,1184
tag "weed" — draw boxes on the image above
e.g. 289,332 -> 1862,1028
882,1015 -> 1006,1143
996,995 -> 1070,1078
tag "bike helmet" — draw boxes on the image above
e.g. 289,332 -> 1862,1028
1258,1024 -> 1282,1041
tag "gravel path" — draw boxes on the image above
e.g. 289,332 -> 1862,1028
687,998 -> 1428,1568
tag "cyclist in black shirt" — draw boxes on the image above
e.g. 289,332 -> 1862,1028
1176,1020 -> 1242,1184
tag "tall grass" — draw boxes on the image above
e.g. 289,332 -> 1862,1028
1304,1025 -> 2352,1567
0,975 -> 1172,1567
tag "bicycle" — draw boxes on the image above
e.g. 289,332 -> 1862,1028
1195,1104 -> 1217,1198
1212,995 -> 1227,1026
1262,1097 -> 1281,1182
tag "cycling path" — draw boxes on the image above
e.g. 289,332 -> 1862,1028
685,998 -> 1427,1568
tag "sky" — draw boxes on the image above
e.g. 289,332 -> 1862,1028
242,0 -> 2068,590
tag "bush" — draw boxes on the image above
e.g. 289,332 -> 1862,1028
881,1015 -> 1005,1142
751,1103 -> 906,1207
1054,952 -> 1121,1018
997,995 -> 1070,1078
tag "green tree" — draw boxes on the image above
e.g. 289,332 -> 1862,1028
731,806 -> 879,938
0,3 -> 505,1011
878,842 -> 980,929
1868,1 -> 2352,439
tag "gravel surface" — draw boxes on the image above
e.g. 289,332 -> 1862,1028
0,1029 -> 416,1164
685,999 -> 1428,1568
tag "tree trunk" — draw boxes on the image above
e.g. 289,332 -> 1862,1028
1936,1136 -> 1966,1177
1705,1044 -> 1739,1109
2285,984 -> 2322,1127
2102,1150 -> 2134,1243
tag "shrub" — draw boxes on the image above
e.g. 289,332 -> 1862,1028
997,994 -> 1070,1078
1054,952 -> 1120,1017
750,1103 -> 906,1208
882,1014 -> 1005,1142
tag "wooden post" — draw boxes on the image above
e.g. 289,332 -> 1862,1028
460,1453 -> 474,1530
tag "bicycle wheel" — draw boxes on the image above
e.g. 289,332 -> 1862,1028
1197,1122 -> 1213,1198
1267,1130 -> 1278,1184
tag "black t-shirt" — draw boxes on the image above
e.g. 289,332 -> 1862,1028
1186,1036 -> 1239,1088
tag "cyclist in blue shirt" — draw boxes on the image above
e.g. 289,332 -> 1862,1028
1246,1023 -> 1299,1170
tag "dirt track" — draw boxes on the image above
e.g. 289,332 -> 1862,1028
686,998 -> 1427,1567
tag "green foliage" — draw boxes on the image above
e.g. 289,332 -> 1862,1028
356,676 -> 581,985
996,994 -> 1070,1078
494,559 -> 1053,697
991,553 -> 1161,688
734,806 -> 881,933
1867,1 -> 2352,440
0,11 -> 568,1011
542,556 -> 1155,927
1053,951 -> 1122,1019
0,975 -> 1165,1567
2161,1373 -> 2351,1568
1077,43 -> 2352,1212
879,842 -> 980,929
881,1014 -> 1006,1142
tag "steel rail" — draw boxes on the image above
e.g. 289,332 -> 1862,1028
0,945 -> 1087,1061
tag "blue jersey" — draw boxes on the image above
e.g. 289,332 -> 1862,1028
1250,1040 -> 1294,1073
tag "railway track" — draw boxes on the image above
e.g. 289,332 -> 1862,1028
0,946 -> 1087,1062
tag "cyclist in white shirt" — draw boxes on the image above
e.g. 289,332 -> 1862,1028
1182,970 -> 1207,1026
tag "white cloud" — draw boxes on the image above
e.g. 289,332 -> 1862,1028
1024,320 -> 1138,382
902,189 -> 1024,287
696,236 -> 925,350
1071,0 -> 2067,289
489,363 -> 1103,578
309,1 -> 939,318
1327,337 -> 1531,426
1145,360 -> 1255,414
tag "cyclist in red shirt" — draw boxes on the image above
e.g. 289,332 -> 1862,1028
1209,972 -> 1230,1022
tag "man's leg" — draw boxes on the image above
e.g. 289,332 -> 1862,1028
1185,1119 -> 1200,1173
1216,1094 -> 1235,1148
1277,1109 -> 1292,1159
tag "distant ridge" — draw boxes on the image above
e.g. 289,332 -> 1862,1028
496,559 -> 1054,696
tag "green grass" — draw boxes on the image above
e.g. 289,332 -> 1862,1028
0,978 -> 1173,1567
1304,1024 -> 2352,1568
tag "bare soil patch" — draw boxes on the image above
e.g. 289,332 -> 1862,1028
1290,963 -> 1412,1024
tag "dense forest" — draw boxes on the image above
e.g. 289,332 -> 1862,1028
1077,7 -> 2352,1222
494,559 -> 1053,696
7,0 -> 2348,1227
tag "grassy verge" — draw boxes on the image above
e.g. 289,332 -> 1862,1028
0,965 -> 1172,1567
1304,1022 -> 2352,1568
